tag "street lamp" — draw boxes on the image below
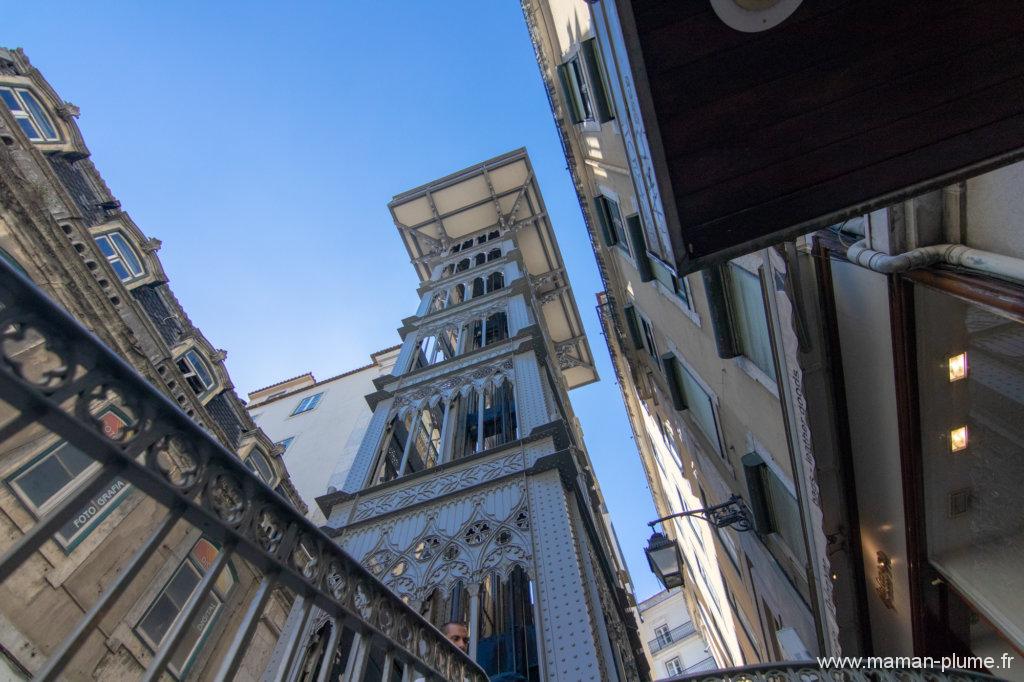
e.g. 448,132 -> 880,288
644,495 -> 753,590
645,530 -> 686,589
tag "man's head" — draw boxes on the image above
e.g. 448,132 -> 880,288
442,621 -> 469,653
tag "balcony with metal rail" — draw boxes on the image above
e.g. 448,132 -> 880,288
648,622 -> 698,655
0,258 -> 486,681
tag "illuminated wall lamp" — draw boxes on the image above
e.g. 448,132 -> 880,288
950,426 -> 968,452
948,352 -> 968,382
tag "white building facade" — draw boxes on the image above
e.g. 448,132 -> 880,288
277,150 -> 648,681
247,347 -> 400,524
637,588 -> 714,681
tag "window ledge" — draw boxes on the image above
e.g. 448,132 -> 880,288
652,278 -> 701,328
733,356 -> 779,399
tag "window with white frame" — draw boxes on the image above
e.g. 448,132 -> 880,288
662,354 -> 723,455
639,314 -> 659,361
654,624 -> 673,647
136,538 -> 236,679
291,392 -> 323,415
727,263 -> 776,381
94,231 -> 146,283
665,657 -> 683,676
176,349 -> 216,398
0,86 -> 59,141
556,38 -> 614,125
593,195 -> 629,252
244,447 -> 276,486
658,417 -> 682,469
742,452 -> 807,565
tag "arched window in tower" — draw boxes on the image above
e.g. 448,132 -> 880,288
482,381 -> 517,450
451,242 -> 462,254
478,567 -> 539,680
451,282 -> 466,306
94,231 -> 146,283
485,312 -> 508,346
461,238 -> 474,251
404,402 -> 444,474
371,413 -> 411,485
457,258 -> 471,272
475,252 -> 487,267
429,290 -> 447,313
175,348 -> 216,398
487,248 -> 502,262
465,319 -> 483,353
421,581 -> 471,631
472,276 -> 485,299
449,387 -> 479,461
414,328 -> 457,369
0,86 -> 59,142
487,271 -> 505,293
442,263 -> 454,278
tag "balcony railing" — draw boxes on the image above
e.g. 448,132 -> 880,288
665,661 -> 1002,681
649,622 -> 698,654
0,258 -> 486,681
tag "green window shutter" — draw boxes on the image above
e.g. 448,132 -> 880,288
626,215 -> 654,282
622,304 -> 644,350
581,39 -> 614,123
557,62 -> 583,124
593,196 -> 617,247
660,353 -> 688,411
701,264 -> 739,359
741,452 -> 775,535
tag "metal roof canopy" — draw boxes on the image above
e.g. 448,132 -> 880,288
621,0 -> 1024,273
389,149 -> 598,389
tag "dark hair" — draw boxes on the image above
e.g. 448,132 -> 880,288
442,621 -> 468,631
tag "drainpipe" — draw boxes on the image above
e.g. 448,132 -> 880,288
846,240 -> 1024,284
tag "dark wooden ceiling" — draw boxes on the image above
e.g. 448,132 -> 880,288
631,0 -> 1024,271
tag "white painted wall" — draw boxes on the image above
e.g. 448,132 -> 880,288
637,588 -> 714,680
248,349 -> 399,525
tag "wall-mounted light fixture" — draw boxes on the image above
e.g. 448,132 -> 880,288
948,352 -> 968,382
950,426 -> 968,452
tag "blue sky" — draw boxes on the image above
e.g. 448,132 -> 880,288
3,1 -> 661,600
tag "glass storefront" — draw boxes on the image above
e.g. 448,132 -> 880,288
914,283 -> 1024,675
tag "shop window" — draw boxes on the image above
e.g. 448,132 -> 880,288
95,231 -> 145,283
136,538 -> 236,679
0,86 -> 59,141
914,284 -> 1024,656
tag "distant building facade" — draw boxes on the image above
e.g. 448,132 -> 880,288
247,346 -> 400,524
637,588 -> 714,681
0,47 -> 299,679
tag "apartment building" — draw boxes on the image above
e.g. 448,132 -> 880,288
0,47 -> 300,679
637,588 -> 714,680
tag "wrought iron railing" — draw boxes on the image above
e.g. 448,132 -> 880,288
0,258 -> 486,681
665,661 -> 1003,681
648,622 -> 698,654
